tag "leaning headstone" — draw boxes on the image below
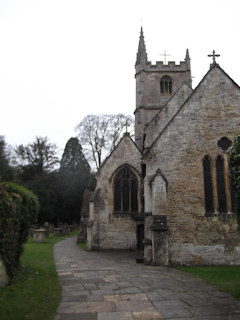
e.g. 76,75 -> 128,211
33,229 -> 46,242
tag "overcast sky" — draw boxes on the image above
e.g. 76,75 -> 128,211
0,0 -> 239,155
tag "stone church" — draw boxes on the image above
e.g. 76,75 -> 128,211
86,28 -> 240,266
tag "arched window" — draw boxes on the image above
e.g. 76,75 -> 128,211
203,149 -> 233,215
114,166 -> 138,212
216,155 -> 227,213
160,76 -> 173,96
203,156 -> 214,214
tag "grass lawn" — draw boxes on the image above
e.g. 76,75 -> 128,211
77,242 -> 87,250
178,266 -> 240,300
0,230 -> 79,320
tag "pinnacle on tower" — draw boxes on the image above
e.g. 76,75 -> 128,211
136,27 -> 148,65
185,48 -> 190,60
185,48 -> 191,70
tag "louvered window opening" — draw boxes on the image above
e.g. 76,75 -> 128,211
160,76 -> 173,96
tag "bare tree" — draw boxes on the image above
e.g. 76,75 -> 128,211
75,114 -> 134,170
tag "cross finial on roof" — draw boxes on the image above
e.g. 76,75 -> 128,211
208,50 -> 220,65
125,120 -> 130,134
160,50 -> 171,65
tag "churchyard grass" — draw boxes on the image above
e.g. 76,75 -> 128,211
178,266 -> 240,299
78,242 -> 87,250
0,230 -> 79,320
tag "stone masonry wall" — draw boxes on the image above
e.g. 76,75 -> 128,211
136,70 -> 191,109
144,66 -> 240,265
135,107 -> 159,150
144,84 -> 193,149
88,134 -> 143,250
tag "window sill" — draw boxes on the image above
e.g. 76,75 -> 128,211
113,211 -> 144,221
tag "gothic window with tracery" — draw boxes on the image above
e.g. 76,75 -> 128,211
203,153 -> 233,215
114,166 -> 138,212
160,76 -> 173,96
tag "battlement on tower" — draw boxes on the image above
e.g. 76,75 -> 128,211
136,59 -> 190,74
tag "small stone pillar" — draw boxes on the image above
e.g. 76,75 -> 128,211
33,229 -> 46,242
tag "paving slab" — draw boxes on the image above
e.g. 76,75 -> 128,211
132,311 -> 163,319
54,237 -> 240,320
98,312 -> 134,320
55,313 -> 97,320
57,301 -> 114,313
114,300 -> 156,312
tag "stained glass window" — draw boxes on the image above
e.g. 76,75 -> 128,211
114,167 -> 138,212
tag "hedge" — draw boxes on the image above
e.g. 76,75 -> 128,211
228,134 -> 240,230
0,182 -> 39,280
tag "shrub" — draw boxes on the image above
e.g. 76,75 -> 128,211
0,182 -> 39,280
228,134 -> 240,229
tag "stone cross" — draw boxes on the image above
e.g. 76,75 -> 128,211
208,50 -> 220,64
125,120 -> 130,133
160,50 -> 171,64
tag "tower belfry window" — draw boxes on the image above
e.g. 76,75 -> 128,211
160,76 -> 173,96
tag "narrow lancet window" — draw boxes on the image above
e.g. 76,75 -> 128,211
216,155 -> 227,213
203,156 -> 214,214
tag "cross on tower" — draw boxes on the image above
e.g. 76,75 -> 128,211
208,50 -> 220,64
160,50 -> 171,65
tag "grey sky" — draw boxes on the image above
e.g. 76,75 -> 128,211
0,0 -> 239,154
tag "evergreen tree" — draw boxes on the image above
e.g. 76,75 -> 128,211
0,136 -> 14,181
60,137 -> 90,172
228,134 -> 240,229
56,137 -> 91,223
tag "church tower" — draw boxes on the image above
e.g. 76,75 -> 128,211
135,28 -> 192,150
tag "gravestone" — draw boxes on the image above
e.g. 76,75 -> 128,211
54,228 -> 63,236
33,229 -> 46,242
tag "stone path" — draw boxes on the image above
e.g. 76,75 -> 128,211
54,236 -> 240,320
